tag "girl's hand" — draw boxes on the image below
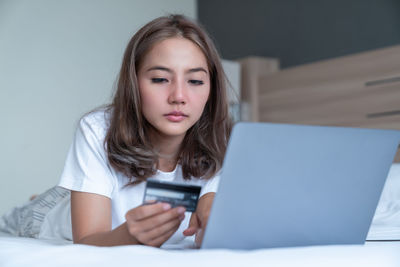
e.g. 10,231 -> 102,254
182,192 -> 215,246
125,202 -> 186,247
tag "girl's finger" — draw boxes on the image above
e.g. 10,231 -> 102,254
140,214 -> 185,242
133,206 -> 186,232
183,213 -> 199,236
126,202 -> 171,221
182,226 -> 197,236
146,223 -> 182,247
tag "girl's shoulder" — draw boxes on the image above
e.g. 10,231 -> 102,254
79,107 -> 112,140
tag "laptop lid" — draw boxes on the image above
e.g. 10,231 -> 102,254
201,122 -> 400,250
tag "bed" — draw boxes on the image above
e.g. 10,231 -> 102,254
0,232 -> 399,267
1,46 -> 400,266
0,163 -> 399,266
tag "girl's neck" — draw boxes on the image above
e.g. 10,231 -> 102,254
158,156 -> 178,172
150,131 -> 185,172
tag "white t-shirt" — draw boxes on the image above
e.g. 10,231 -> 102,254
58,109 -> 220,245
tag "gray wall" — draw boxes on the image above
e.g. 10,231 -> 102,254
0,0 -> 196,215
198,0 -> 400,68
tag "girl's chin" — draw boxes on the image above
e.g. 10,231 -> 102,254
153,125 -> 190,138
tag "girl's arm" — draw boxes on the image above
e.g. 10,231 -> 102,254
71,191 -> 186,247
71,190 -> 137,246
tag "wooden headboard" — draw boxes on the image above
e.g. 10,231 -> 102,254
238,45 -> 400,162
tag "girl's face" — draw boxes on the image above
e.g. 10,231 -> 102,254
137,37 -> 210,140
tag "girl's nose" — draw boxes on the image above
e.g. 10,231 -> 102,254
168,80 -> 187,105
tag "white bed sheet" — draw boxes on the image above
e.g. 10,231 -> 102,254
0,233 -> 399,267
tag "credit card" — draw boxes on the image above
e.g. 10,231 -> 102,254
143,179 -> 201,212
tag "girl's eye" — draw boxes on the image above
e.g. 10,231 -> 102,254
189,80 -> 204,85
151,78 -> 168,83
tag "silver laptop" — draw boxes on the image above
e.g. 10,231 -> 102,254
201,122 -> 400,250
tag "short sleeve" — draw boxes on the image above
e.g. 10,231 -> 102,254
58,114 -> 115,198
199,173 -> 220,198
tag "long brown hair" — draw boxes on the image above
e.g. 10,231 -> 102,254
104,14 -> 232,185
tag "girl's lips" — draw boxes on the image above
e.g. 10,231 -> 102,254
165,114 -> 186,122
164,111 -> 188,122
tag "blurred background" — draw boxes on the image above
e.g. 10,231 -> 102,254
199,0 -> 400,68
1,0 -> 399,215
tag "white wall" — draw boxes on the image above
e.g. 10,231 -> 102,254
0,0 -> 197,215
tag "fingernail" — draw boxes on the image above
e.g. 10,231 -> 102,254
177,207 -> 186,214
179,214 -> 185,221
163,203 -> 171,210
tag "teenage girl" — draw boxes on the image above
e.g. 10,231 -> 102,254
0,14 -> 232,248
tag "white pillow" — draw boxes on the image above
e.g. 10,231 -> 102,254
367,163 -> 400,240
379,163 -> 400,202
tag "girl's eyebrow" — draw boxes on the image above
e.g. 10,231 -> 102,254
188,67 -> 208,74
146,66 -> 208,74
147,66 -> 171,73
